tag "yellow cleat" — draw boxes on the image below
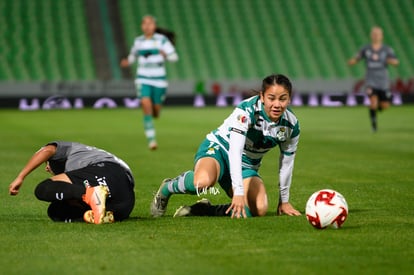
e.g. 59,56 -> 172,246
83,210 -> 114,224
82,185 -> 108,224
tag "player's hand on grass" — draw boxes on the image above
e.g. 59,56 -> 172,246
9,177 -> 23,196
226,195 -> 247,219
277,202 -> 301,216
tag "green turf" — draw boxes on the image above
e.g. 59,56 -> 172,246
0,106 -> 413,274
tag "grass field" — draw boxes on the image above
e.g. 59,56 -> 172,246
0,106 -> 413,274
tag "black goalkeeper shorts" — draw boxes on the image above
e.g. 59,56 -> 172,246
66,162 -> 135,221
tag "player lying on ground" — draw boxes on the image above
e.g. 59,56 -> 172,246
121,15 -> 178,150
151,74 -> 301,218
9,141 -> 135,224
348,26 -> 399,132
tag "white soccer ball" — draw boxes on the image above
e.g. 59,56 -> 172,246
305,189 -> 348,229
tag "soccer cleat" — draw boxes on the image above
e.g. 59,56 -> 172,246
173,198 -> 211,217
83,210 -> 114,224
149,140 -> 158,150
82,185 -> 108,224
150,179 -> 171,217
173,205 -> 191,217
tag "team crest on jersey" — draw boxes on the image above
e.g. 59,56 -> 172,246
276,127 -> 287,142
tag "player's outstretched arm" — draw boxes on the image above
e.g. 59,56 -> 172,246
120,51 -> 137,68
386,57 -> 399,66
9,145 -> 56,195
226,124 -> 248,219
278,149 -> 300,216
347,57 -> 359,66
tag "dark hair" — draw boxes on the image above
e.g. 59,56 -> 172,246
261,74 -> 292,96
156,27 -> 176,45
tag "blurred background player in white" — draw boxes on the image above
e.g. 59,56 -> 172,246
348,26 -> 399,132
151,74 -> 301,219
121,15 -> 178,150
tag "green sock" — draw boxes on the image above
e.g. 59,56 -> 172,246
226,205 -> 253,217
143,115 -> 156,142
244,206 -> 253,217
161,171 -> 196,197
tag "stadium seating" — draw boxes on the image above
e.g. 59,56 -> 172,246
119,0 -> 414,81
0,0 -> 95,81
0,0 -> 412,81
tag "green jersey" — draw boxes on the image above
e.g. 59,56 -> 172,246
206,95 -> 300,201
127,33 -> 178,88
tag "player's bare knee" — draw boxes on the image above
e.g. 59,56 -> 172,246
193,175 -> 214,190
252,197 -> 268,217
255,203 -> 268,217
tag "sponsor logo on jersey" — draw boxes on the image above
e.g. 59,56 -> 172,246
237,114 -> 247,125
206,147 -> 216,155
230,127 -> 245,135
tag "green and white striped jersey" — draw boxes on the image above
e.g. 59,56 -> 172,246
206,95 -> 300,201
208,95 -> 300,167
127,33 -> 178,88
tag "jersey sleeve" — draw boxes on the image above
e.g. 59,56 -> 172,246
229,130 -> 246,196
386,46 -> 397,59
279,121 -> 300,156
278,122 -> 300,203
46,141 -> 71,161
227,108 -> 251,196
227,107 -> 251,135
161,36 -> 178,62
355,46 -> 366,61
278,154 -> 295,203
127,40 -> 139,64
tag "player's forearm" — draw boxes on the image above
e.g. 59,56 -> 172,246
387,58 -> 399,66
348,58 -> 358,66
279,154 -> 295,203
17,146 -> 56,180
166,52 -> 178,62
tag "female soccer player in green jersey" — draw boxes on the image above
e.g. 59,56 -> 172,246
121,15 -> 178,150
151,74 -> 301,218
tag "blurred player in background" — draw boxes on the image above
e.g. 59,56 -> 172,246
348,26 -> 399,132
151,74 -> 301,219
121,15 -> 178,150
9,141 -> 135,224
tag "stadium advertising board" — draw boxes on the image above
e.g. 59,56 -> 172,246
0,80 -> 412,109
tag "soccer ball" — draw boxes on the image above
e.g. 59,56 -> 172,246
305,189 -> 348,229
